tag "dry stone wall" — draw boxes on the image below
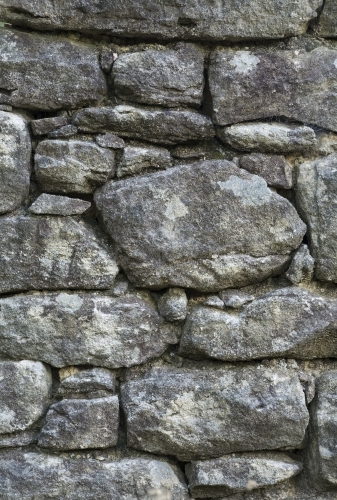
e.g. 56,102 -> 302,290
1,2 -> 337,499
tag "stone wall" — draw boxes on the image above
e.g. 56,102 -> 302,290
1,2 -> 337,499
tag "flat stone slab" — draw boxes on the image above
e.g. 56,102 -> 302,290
57,368 -> 116,397
29,194 -> 91,216
31,116 -> 68,136
0,292 -> 179,368
117,146 -> 171,178
121,366 -> 309,460
95,160 -> 306,291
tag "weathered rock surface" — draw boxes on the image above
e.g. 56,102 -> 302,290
0,361 -> 51,435
0,292 -> 179,368
219,290 -> 254,308
95,160 -> 306,291
186,452 -> 302,498
0,1 -> 322,41
112,45 -> 204,107
29,194 -> 91,216
296,154 -> 337,282
121,366 -> 309,460
48,124 -> 78,139
31,116 -> 68,136
0,451 -> 189,499
0,216 -> 117,293
0,111 -> 31,214
209,47 -> 337,131
35,140 -> 115,194
158,288 -> 188,321
96,133 -> 125,149
57,368 -> 115,396
317,0 -> 337,37
73,106 -> 215,145
0,430 -> 37,448
117,146 -> 171,178
240,154 -> 293,189
179,287 -> 337,361
0,29 -> 106,111
286,244 -> 315,284
39,396 -> 119,450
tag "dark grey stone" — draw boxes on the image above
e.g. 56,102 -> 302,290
240,154 -> 293,189
0,430 -> 37,449
96,133 -> 125,149
57,368 -> 115,396
48,124 -> 78,139
29,194 -> 91,216
317,0 -> 337,37
31,116 -> 68,136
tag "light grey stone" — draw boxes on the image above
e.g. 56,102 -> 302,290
117,146 -> 172,178
57,368 -> 116,396
0,430 -> 37,448
29,194 -> 91,216
48,124 -> 78,139
112,44 -> 204,108
38,396 -> 119,450
202,296 -> 224,309
0,451 -> 189,499
0,216 -> 118,293
179,287 -> 337,361
286,244 -> 315,284
209,47 -> 337,131
0,361 -> 51,435
31,116 -> 68,136
73,105 -> 215,145
240,154 -> 293,189
186,452 -> 302,498
158,288 -> 188,321
0,292 -> 179,368
317,0 -> 337,37
296,153 -> 337,282
95,160 -> 306,291
0,29 -> 106,111
219,290 -> 255,308
35,140 -> 115,194
96,133 -> 125,149
121,365 -> 309,461
219,123 -> 316,154
316,131 -> 337,156
0,111 -> 31,214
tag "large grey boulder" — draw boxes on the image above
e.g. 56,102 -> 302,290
179,287 -> 337,361
112,44 -> 204,107
0,361 -> 51,435
0,216 -> 118,293
0,29 -> 106,111
296,154 -> 337,282
73,106 -> 215,145
317,0 -> 337,37
0,292 -> 179,368
121,366 -> 309,460
0,451 -> 189,499
35,140 -> 115,194
186,452 -> 302,498
95,160 -> 306,291
209,47 -> 337,131
0,111 -> 31,214
0,0 -> 322,41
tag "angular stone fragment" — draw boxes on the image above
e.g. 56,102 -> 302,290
31,116 -> 68,136
48,124 -> 78,139
112,44 -> 204,108
0,451 -> 189,499
179,287 -> 337,361
317,0 -> 337,37
57,368 -> 115,397
0,216 -> 117,293
286,244 -> 315,284
209,47 -> 337,131
73,106 -> 215,145
35,140 -> 115,194
240,154 -> 293,189
0,111 -> 31,214
296,154 -> 337,282
95,160 -> 306,291
39,396 -> 119,450
0,292 -> 179,368
121,366 -> 309,460
219,290 -> 254,308
0,29 -> 106,111
219,123 -> 316,154
0,0 -> 322,41
117,146 -> 172,178
0,361 -> 51,435
158,288 -> 188,321
29,194 -> 91,216
186,452 -> 302,498
96,133 -> 125,149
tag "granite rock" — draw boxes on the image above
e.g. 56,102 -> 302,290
117,146 -> 172,178
317,0 -> 337,37
31,116 -> 68,136
29,194 -> 91,216
286,244 -> 315,284
48,124 -> 78,139
240,154 -> 293,189
57,368 -> 116,397
96,133 -> 125,149
158,288 -> 188,321
0,430 -> 37,449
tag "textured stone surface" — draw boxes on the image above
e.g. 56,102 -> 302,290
117,146 -> 172,178
0,361 -> 51,434
0,111 -> 31,214
73,106 -> 215,145
240,154 -> 293,189
58,368 -> 115,396
158,288 -> 188,321
31,116 -> 68,136
35,140 -> 115,194
0,29 -> 106,111
0,451 -> 189,499
29,194 -> 91,216
39,396 -> 119,450
0,216 -> 117,293
286,245 -> 315,284
0,292 -> 179,368
0,430 -> 37,448
317,0 -> 337,37
48,124 -> 78,139
209,47 -> 337,131
296,154 -> 337,282
121,366 -> 309,460
179,287 -> 337,361
96,133 -> 125,149
112,44 -> 204,107
95,160 -> 306,291
186,453 -> 302,498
